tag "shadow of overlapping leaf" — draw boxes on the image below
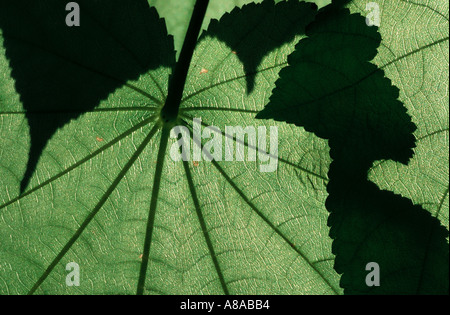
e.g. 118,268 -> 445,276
0,0 -> 329,295
0,0 -> 175,192
204,0 -> 318,93
258,2 -> 449,294
0,0 -> 447,295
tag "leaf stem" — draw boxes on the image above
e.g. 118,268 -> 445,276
160,0 -> 210,123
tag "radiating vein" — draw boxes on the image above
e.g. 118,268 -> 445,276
181,114 -> 328,181
0,106 -> 158,116
211,160 -> 339,294
436,185 -> 449,218
136,126 -> 170,295
417,128 -> 449,141
125,83 -> 164,105
398,0 -> 449,21
209,158 -> 339,295
0,115 -> 157,212
181,107 -> 259,114
185,119 -> 339,295
148,72 -> 166,101
379,37 -> 449,70
182,158 -> 229,295
180,63 -> 286,105
181,37 -> 448,109
260,37 -> 448,114
27,123 -> 160,295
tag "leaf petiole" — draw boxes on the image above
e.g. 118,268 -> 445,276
160,0 -> 210,123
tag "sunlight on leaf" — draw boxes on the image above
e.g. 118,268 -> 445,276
0,0 -> 447,295
258,0 -> 449,294
0,0 -> 342,295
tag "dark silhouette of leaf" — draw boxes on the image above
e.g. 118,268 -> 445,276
0,0 -> 175,192
202,0 -> 318,94
0,0 -> 447,295
258,4 -> 449,294
258,5 -> 416,164
0,1 -> 342,295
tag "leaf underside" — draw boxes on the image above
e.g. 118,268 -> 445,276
0,0 -> 341,295
258,2 -> 448,294
0,0 -> 448,295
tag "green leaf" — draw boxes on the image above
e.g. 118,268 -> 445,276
359,0 -> 449,228
0,0 -> 174,294
258,1 -> 448,294
148,0 -> 258,56
148,0 -> 333,55
257,5 -> 417,164
0,0 -> 345,295
336,0 -> 449,294
204,0 -> 322,93
0,0 -> 175,193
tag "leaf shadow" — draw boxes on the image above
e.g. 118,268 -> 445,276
0,0 -> 174,193
200,0 -> 319,94
257,2 -> 449,294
